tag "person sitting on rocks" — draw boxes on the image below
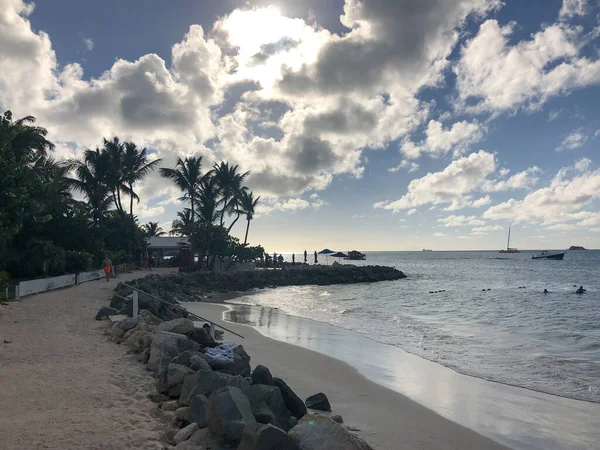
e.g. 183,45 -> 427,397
576,286 -> 586,294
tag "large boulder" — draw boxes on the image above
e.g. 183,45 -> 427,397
251,365 -> 273,385
243,385 -> 295,431
187,328 -> 217,348
118,316 -> 139,331
189,355 -> 211,372
123,330 -> 152,353
158,318 -> 195,335
156,363 -> 195,398
305,392 -> 331,412
208,344 -> 251,377
189,394 -> 209,428
147,331 -> 197,373
170,351 -> 194,368
173,423 -> 199,445
139,308 -> 163,325
238,423 -> 302,450
179,370 -> 250,406
273,377 -> 307,419
187,427 -> 221,449
95,306 -> 118,320
206,386 -> 256,442
289,414 -> 374,450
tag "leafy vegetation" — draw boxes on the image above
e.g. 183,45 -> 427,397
0,110 -> 262,281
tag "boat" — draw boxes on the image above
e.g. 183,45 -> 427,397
532,251 -> 566,260
345,250 -> 366,260
499,227 -> 519,253
569,246 -> 586,250
422,249 -> 432,252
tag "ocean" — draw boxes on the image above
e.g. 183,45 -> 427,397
229,250 -> 600,404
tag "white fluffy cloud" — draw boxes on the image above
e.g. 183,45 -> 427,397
483,161 -> 600,230
455,19 -> 600,113
374,150 -> 496,212
401,119 -> 485,159
438,215 -> 486,227
482,167 -> 541,191
559,0 -> 589,19
388,160 -> 419,173
555,128 -> 588,151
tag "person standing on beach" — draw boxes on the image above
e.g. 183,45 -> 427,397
314,251 -> 318,264
103,255 -> 112,282
304,250 -> 307,264
292,253 -> 295,265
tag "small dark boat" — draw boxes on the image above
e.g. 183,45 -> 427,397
345,250 -> 366,260
532,251 -> 565,260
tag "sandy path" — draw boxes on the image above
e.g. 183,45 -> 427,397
0,269 -> 176,450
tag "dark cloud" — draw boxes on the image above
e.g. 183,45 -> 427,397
251,37 -> 300,65
303,100 -> 377,134
291,135 -> 337,172
279,0 -> 497,95
246,167 -> 316,196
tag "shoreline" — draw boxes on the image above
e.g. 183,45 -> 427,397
188,301 -> 600,450
183,301 -> 512,450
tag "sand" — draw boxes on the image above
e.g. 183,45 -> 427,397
0,268 -> 177,450
0,269 -> 509,450
187,303 -> 511,450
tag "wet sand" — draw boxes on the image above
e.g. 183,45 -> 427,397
184,302 -> 513,450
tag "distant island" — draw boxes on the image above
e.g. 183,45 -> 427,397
569,246 -> 587,250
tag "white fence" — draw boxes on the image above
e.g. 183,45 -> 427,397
17,268 -> 107,298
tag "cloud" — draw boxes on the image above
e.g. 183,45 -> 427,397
556,128 -> 588,151
559,0 -> 589,19
455,19 -> 600,113
374,150 -> 496,212
406,208 -> 417,216
388,160 -> 419,173
472,225 -> 503,232
575,157 -> 591,172
433,232 -> 447,237
483,161 -> 600,229
438,215 -> 486,227
251,37 -> 300,65
401,119 -> 485,159
482,167 -> 541,191
83,37 -> 94,52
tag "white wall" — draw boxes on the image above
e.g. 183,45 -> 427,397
77,269 -> 105,284
18,274 -> 77,297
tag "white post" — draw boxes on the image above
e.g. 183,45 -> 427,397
133,290 -> 139,317
15,284 -> 19,300
4,286 -> 8,301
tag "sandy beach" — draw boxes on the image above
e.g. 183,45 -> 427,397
184,302 -> 511,450
0,268 -> 177,450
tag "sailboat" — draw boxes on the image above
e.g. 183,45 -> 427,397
499,227 -> 519,254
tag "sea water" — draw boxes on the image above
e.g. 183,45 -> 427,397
231,250 -> 600,403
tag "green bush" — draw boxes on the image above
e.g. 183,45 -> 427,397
65,250 -> 93,273
18,239 -> 66,278
0,271 -> 9,282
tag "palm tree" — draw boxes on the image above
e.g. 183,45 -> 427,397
160,157 -> 203,230
170,208 -> 194,236
143,221 -> 165,238
66,149 -> 114,225
211,162 -> 249,227
102,137 -> 127,215
123,142 -> 162,218
239,190 -> 260,245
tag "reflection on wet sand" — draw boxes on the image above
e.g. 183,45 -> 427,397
224,303 -> 600,450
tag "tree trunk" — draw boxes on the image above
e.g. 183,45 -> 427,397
227,213 -> 240,233
189,192 -> 195,266
129,183 -> 134,217
116,188 -> 124,215
220,196 -> 228,226
244,218 -> 250,245
112,191 -> 119,213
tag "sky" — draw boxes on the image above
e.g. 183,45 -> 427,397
1,0 -> 600,251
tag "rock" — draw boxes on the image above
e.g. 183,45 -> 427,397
189,394 -> 209,428
175,407 -> 190,423
289,414 -> 374,450
162,400 -> 179,412
124,330 -> 151,353
174,442 -> 205,450
189,355 -> 211,372
206,386 -> 256,442
171,351 -> 194,367
95,306 -> 118,320
157,364 -> 195,398
305,392 -> 331,412
187,427 -> 221,448
238,423 -> 302,450
140,308 -> 163,325
251,365 -> 273,385
243,385 -> 295,431
135,347 -> 151,364
173,423 -> 199,445
147,331 -> 196,373
209,345 -> 251,377
110,322 -> 126,339
273,378 -> 307,419
158,318 -> 195,335
331,414 -> 344,424
179,370 -> 250,406
147,392 -> 170,404
187,328 -> 217,348
119,316 -> 139,331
